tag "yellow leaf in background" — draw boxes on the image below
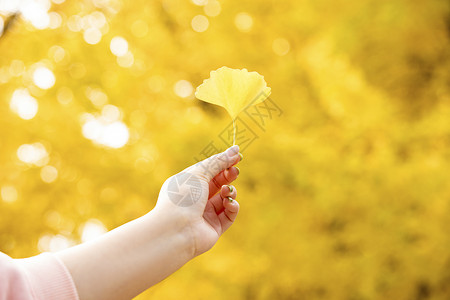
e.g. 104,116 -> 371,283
195,66 -> 271,119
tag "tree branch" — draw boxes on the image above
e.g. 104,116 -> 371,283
1,13 -> 19,40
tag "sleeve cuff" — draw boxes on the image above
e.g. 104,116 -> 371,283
18,253 -> 79,300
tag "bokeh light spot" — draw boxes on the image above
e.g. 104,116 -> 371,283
102,104 -> 121,122
33,67 -> 56,89
186,106 -> 204,124
235,12 -> 253,32
272,38 -> 291,56
191,15 -> 209,33
48,45 -> 66,63
147,75 -> 165,93
21,1 -> 51,29
85,86 -> 108,107
204,0 -> 221,17
101,121 -> 130,148
57,86 -> 74,105
44,211 -> 62,229
174,80 -> 194,98
88,11 -> 107,29
0,66 -> 9,83
84,27 -> 102,45
80,219 -> 107,243
9,60 -> 25,77
81,113 -> 130,149
1,186 -> 18,203
116,51 -> 134,68
41,165 -> 59,183
10,88 -> 38,120
191,0 -> 208,6
67,15 -> 82,32
134,157 -> 153,173
48,11 -> 62,29
17,143 -> 49,167
38,234 -> 73,252
110,36 -> 129,57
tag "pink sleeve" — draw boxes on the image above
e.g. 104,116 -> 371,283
0,251 -> 79,300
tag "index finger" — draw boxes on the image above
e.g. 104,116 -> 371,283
188,145 -> 240,181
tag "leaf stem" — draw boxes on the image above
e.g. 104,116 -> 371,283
232,118 -> 236,146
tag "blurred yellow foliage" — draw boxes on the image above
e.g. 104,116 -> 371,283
1,0 -> 450,299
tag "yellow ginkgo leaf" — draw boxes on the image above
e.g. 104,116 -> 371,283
195,66 -> 271,119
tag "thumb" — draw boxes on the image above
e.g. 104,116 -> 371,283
189,145 -> 240,181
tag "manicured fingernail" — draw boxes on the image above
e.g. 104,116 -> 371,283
225,145 -> 240,157
227,197 -> 233,202
228,185 -> 233,192
238,153 -> 243,161
235,166 -> 240,175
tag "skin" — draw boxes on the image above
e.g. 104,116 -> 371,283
56,145 -> 242,300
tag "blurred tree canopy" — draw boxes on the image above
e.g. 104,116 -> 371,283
1,0 -> 450,299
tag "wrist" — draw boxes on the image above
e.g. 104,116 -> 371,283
145,207 -> 196,261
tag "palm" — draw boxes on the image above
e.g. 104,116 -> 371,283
157,146 -> 241,256
179,180 -> 229,255
184,172 -> 240,256
190,218 -> 221,256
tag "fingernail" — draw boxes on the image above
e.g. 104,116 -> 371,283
239,153 -> 243,161
225,145 -> 240,157
227,197 -> 234,202
228,185 -> 233,192
235,166 -> 240,175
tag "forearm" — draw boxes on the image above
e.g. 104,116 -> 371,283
56,209 -> 194,300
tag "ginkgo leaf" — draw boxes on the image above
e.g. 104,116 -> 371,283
195,66 -> 271,119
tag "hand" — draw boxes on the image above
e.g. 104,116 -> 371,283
57,146 -> 243,300
155,145 -> 242,256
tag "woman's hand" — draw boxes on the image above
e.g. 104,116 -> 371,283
57,146 -> 242,300
155,145 -> 242,257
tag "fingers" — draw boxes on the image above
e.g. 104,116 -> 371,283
208,166 -> 240,198
190,145 -> 241,181
207,185 -> 239,234
208,185 -> 237,214
218,198 -> 240,233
